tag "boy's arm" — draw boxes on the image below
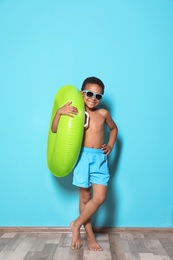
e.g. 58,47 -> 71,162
51,110 -> 61,133
102,110 -> 118,155
51,101 -> 78,133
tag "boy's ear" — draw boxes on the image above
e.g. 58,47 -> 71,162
80,90 -> 85,99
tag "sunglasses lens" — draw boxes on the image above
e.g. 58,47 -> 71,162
86,91 -> 94,98
96,94 -> 102,100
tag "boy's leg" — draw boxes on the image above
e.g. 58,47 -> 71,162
70,187 -> 91,250
70,187 -> 90,250
71,184 -> 107,250
79,187 -> 103,251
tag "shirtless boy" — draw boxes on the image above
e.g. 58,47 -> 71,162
52,77 -> 118,251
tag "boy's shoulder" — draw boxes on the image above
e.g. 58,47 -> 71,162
97,107 -> 109,112
96,108 -> 110,117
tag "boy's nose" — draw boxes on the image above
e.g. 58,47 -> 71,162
91,95 -> 96,100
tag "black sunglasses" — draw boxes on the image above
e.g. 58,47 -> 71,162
82,90 -> 103,100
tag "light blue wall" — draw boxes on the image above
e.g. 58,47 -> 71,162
0,0 -> 173,227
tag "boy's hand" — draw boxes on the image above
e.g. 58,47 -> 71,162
58,101 -> 78,117
101,144 -> 112,156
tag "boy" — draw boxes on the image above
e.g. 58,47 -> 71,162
52,77 -> 118,251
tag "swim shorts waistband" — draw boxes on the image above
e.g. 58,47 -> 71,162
81,147 -> 103,154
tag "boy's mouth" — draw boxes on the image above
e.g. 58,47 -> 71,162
87,100 -> 97,105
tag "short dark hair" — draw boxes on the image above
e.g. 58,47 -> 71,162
81,76 -> 105,95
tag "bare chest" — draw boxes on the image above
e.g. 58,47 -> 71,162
87,112 -> 105,131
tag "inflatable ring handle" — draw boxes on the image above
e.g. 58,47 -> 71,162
84,111 -> 89,128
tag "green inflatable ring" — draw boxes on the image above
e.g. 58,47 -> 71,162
47,85 -> 85,177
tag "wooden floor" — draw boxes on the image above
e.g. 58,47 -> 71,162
0,229 -> 173,260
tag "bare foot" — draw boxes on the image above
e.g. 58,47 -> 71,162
87,237 -> 103,251
70,221 -> 83,250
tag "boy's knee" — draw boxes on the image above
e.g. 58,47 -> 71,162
80,189 -> 91,204
82,195 -> 91,204
93,194 -> 106,206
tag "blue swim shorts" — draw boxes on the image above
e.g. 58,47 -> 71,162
73,147 -> 110,188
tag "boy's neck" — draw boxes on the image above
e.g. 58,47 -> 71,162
85,106 -> 97,112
